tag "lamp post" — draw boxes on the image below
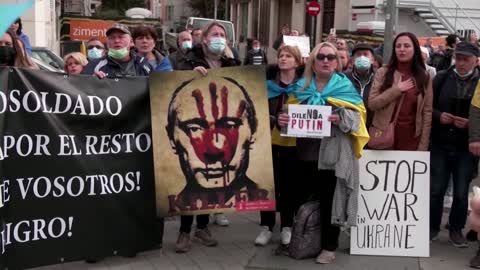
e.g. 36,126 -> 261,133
383,0 -> 397,63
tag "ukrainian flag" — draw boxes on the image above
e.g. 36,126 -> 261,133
471,79 -> 480,109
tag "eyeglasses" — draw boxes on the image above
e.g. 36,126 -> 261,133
87,45 -> 104,50
316,54 -> 337,61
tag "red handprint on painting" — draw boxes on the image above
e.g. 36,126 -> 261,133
166,77 -> 257,190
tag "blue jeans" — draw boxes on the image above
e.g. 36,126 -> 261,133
430,146 -> 476,232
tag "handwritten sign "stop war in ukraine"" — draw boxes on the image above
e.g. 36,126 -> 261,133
284,104 -> 331,138
351,150 -> 430,257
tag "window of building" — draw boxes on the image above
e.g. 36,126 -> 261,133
239,3 -> 248,42
155,5 -> 161,18
166,5 -> 174,21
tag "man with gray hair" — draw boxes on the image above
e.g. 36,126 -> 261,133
169,31 -> 193,70
430,42 -> 480,249
82,23 -> 152,78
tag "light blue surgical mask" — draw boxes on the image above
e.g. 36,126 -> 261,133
181,41 -> 192,50
354,56 -> 372,70
88,47 -> 104,59
253,46 -> 260,53
208,37 -> 226,55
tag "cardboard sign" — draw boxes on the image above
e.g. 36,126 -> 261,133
283,35 -> 311,57
150,66 -> 276,216
351,150 -> 430,257
284,104 -> 331,138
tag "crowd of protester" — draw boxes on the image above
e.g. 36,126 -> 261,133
3,18 -> 480,269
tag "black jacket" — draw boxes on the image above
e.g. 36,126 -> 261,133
345,68 -> 375,127
266,64 -> 304,129
434,47 -> 454,72
175,45 -> 241,71
81,52 -> 152,77
273,35 -> 284,51
243,49 -> 267,66
431,66 -> 480,151
168,49 -> 187,70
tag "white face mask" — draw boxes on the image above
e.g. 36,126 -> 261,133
181,41 -> 192,50
454,68 -> 475,78
354,56 -> 371,70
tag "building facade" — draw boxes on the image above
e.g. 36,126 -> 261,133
229,0 -> 330,48
230,0 -> 480,52
155,0 -> 194,32
18,0 -> 61,53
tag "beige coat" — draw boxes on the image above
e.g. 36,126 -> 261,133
368,67 -> 433,151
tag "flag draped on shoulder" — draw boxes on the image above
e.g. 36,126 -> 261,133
266,79 -> 296,147
267,79 -> 295,99
288,72 -> 369,157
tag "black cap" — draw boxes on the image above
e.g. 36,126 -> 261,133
455,41 -> 480,57
351,44 -> 375,56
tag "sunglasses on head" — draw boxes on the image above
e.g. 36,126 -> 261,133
87,45 -> 104,50
316,54 -> 336,61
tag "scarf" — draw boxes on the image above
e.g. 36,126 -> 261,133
289,72 -> 369,157
291,73 -> 364,105
267,80 -> 295,99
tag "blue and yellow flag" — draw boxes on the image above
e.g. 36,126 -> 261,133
0,0 -> 33,37
471,79 -> 480,109
288,73 -> 370,157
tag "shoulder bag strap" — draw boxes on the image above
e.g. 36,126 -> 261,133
392,94 -> 405,125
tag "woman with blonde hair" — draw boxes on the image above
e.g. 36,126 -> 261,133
176,22 -> 239,73
63,52 -> 88,75
16,39 -> 38,69
278,42 -> 369,264
254,45 -> 304,247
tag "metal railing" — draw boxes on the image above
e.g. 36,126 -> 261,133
393,0 -> 480,34
434,0 -> 480,34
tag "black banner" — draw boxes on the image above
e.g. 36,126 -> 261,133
0,68 -> 159,269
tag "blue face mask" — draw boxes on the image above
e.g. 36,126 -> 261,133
88,47 -> 104,59
208,37 -> 226,55
181,41 -> 192,50
354,56 -> 372,70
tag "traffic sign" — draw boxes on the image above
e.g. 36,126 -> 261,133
307,1 -> 321,17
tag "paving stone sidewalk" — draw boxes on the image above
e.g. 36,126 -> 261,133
29,211 -> 478,270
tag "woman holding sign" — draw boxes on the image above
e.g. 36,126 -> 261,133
254,45 -> 304,247
367,32 -> 432,151
174,22 -> 241,254
278,42 -> 369,264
